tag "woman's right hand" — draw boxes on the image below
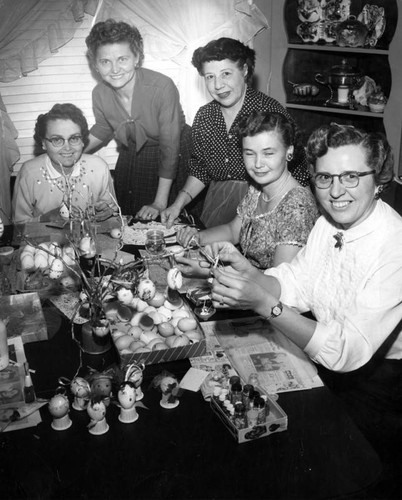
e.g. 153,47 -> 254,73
174,254 -> 210,278
161,205 -> 181,229
177,226 -> 200,248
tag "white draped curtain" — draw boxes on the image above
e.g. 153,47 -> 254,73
94,0 -> 268,123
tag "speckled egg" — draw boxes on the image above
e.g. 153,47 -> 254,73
49,258 -> 64,279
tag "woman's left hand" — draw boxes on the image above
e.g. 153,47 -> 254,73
174,253 -> 210,278
136,204 -> 161,221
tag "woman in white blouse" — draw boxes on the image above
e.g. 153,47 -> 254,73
208,123 -> 402,457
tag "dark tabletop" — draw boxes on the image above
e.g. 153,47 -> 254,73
0,225 -> 382,500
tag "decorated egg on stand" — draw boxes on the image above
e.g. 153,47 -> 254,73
118,381 -> 139,423
87,397 -> 109,435
70,377 -> 91,411
48,393 -> 72,430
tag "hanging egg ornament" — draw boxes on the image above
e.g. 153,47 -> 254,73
79,236 -> 96,258
49,258 -> 64,279
167,267 -> 183,290
137,278 -> 156,301
110,227 -> 122,239
59,203 -> 70,220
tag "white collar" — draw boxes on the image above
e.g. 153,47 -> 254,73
45,155 -> 81,179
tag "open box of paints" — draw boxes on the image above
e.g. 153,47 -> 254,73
210,379 -> 288,443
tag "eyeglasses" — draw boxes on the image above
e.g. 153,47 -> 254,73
312,170 -> 376,189
44,135 -> 83,148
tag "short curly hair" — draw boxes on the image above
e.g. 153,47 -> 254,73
306,123 -> 394,187
237,111 -> 295,150
192,37 -> 255,84
86,19 -> 144,67
34,103 -> 89,154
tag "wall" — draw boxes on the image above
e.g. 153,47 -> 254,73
0,1 -> 273,177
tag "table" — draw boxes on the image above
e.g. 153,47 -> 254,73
0,225 -> 383,499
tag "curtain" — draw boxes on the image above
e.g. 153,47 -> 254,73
0,0 -> 99,82
0,95 -> 19,224
94,0 -> 268,123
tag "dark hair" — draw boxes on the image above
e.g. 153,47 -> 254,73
34,103 -> 89,153
85,19 -> 144,67
306,123 -> 394,186
192,37 -> 255,84
237,111 -> 295,149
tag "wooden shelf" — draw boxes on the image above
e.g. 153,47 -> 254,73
287,44 -> 389,55
286,103 -> 384,117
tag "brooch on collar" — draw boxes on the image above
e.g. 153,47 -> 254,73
333,232 -> 344,250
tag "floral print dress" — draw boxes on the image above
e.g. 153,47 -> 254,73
238,185 -> 319,269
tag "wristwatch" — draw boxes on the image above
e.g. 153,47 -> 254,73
265,301 -> 283,320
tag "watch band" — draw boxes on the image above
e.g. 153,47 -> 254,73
265,301 -> 283,320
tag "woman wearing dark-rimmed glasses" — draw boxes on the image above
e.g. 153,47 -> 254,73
207,123 -> 402,458
12,103 -> 117,224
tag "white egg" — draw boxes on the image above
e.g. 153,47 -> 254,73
140,330 -> 161,345
178,317 -> 198,332
22,244 -> 36,255
21,253 -> 35,270
116,287 -> 134,305
137,278 -> 156,301
110,227 -> 122,239
164,298 -> 183,311
34,252 -> 48,270
130,311 -> 145,327
151,342 -> 168,351
38,242 -> 49,252
129,340 -> 146,352
157,305 -> 172,321
127,326 -> 143,339
184,330 -> 204,342
59,204 -> 70,219
147,338 -> 166,350
158,322 -> 175,337
172,335 -> 190,347
147,291 -> 165,308
79,236 -> 96,258
167,268 -> 183,290
0,217 -> 3,238
172,309 -> 190,319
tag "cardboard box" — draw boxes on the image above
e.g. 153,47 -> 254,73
210,391 -> 288,444
114,298 -> 206,367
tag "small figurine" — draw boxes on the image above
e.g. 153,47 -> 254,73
125,363 -> 145,401
117,381 -> 139,423
87,396 -> 109,435
70,377 -> 91,411
152,371 -> 181,409
48,393 -> 72,431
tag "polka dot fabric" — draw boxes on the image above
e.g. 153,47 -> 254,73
189,86 -> 310,187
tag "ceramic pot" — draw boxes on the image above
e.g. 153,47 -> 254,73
336,16 -> 368,47
76,321 -> 112,354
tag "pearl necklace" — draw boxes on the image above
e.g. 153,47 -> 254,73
261,172 -> 292,203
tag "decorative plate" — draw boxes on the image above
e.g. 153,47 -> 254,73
358,4 -> 386,46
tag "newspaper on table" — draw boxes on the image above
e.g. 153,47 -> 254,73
193,316 -> 323,398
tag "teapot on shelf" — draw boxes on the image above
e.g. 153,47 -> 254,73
315,58 -> 364,107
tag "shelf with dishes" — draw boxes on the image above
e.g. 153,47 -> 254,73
283,48 -> 390,115
284,0 -> 397,51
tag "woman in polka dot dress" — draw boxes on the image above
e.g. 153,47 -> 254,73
161,37 -> 310,229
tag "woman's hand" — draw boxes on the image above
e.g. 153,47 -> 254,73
207,242 -> 272,311
136,203 -> 161,221
94,201 -> 116,222
174,253 -> 210,278
177,226 -> 200,247
160,205 -> 181,229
